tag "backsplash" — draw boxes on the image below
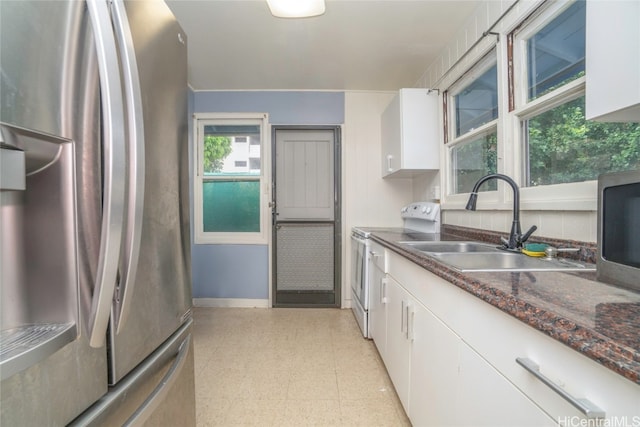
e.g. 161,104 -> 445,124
442,210 -> 598,243
442,224 -> 598,264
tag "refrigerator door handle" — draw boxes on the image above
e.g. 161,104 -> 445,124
110,0 -> 145,334
123,334 -> 192,427
86,0 -> 127,348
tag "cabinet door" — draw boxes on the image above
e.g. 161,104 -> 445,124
385,276 -> 411,410
409,302 -> 460,427
456,344 -> 555,427
585,0 -> 640,121
381,94 -> 402,176
380,89 -> 439,177
368,265 -> 387,360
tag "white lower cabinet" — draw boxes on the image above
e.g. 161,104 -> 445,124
409,300 -> 459,426
368,242 -> 387,361
454,344 -> 555,427
455,286 -> 640,424
385,274 -> 554,427
370,250 -> 639,427
385,276 -> 412,407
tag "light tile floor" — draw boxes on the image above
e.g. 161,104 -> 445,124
193,307 -> 411,426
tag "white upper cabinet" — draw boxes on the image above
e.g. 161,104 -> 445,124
586,0 -> 640,122
381,88 -> 439,178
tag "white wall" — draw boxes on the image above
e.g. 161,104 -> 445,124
412,171 -> 441,203
342,91 -> 415,306
412,0 -> 598,242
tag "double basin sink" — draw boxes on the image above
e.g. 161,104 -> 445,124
399,241 -> 596,273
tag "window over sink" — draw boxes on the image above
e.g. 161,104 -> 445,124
442,0 -> 639,210
446,50 -> 498,195
513,0 -> 640,190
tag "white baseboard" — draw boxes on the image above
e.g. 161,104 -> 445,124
193,298 -> 270,308
194,298 -> 353,309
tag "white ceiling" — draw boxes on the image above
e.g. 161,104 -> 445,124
165,0 -> 479,91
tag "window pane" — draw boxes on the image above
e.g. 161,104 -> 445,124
527,1 -> 585,100
451,132 -> 498,194
455,63 -> 498,136
202,180 -> 260,232
526,96 -> 640,186
203,125 -> 261,175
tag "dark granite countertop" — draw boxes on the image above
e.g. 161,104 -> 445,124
366,225 -> 640,385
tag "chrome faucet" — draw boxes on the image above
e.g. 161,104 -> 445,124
465,173 -> 537,251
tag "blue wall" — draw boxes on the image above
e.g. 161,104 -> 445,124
194,91 -> 345,125
190,91 -> 345,300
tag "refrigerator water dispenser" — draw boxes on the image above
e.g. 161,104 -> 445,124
0,122 -> 79,380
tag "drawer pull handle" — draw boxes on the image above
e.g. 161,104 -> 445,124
381,278 -> 387,304
516,357 -> 605,419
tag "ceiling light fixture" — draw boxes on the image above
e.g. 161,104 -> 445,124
266,0 -> 325,18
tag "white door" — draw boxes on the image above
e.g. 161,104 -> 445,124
276,129 -> 334,221
273,128 -> 340,306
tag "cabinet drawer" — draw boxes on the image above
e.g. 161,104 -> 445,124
454,289 -> 640,422
387,251 -> 465,332
369,241 -> 387,272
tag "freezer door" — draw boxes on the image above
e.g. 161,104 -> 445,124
69,320 -> 196,426
108,0 -> 192,384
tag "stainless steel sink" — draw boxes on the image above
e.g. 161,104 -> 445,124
399,241 -> 501,253
429,252 -> 596,272
398,240 -> 595,272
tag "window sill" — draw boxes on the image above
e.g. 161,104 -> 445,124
441,181 -> 597,212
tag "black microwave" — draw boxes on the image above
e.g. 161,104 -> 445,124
597,169 -> 640,292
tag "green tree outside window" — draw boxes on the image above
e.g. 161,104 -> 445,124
203,135 -> 232,174
528,97 -> 640,186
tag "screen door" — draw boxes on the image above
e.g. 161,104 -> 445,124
273,127 -> 340,307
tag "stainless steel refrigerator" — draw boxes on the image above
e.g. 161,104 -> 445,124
0,0 -> 195,425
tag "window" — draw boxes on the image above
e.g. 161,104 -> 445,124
515,0 -> 639,190
454,62 -> 498,136
526,1 -> 585,101
451,132 -> 498,194
194,113 -> 269,244
447,51 -> 499,194
526,96 -> 640,186
441,0 -> 639,212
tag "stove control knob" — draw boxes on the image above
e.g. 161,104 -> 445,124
426,207 -> 432,214
421,206 -> 427,213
